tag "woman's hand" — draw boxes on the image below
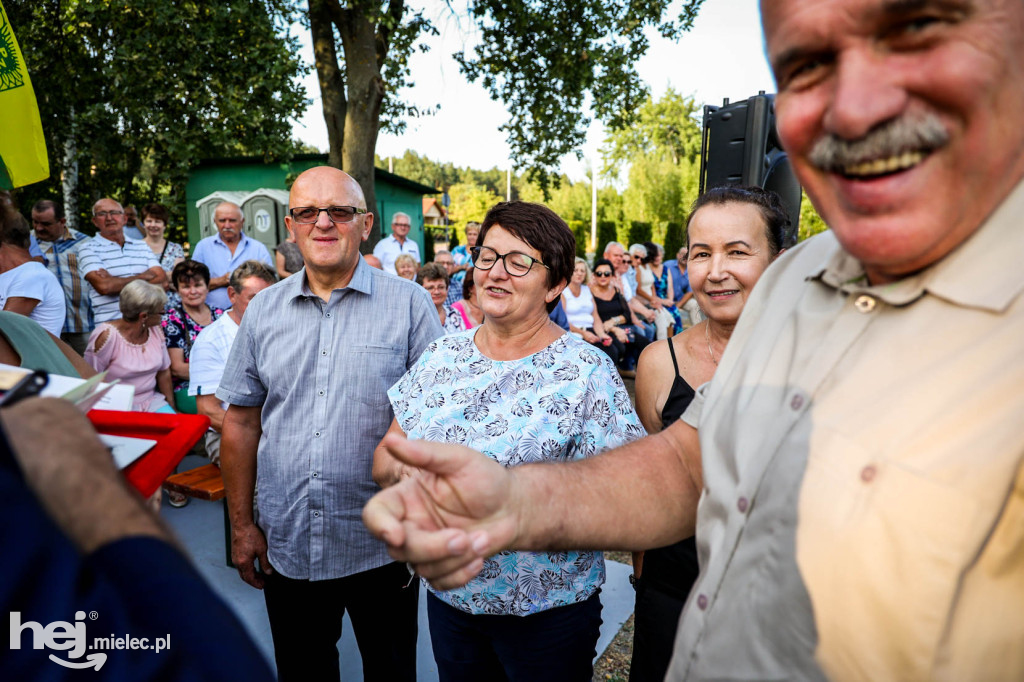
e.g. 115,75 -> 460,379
581,329 -> 599,344
610,326 -> 629,344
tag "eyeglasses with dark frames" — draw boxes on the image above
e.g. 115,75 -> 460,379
289,206 -> 367,224
593,270 -> 613,277
471,245 -> 550,277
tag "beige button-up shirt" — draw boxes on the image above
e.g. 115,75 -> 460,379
669,181 -> 1024,680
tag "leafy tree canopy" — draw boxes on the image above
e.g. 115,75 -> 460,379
455,0 -> 706,193
9,0 -> 309,239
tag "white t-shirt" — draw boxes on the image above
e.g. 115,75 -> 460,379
372,235 -> 421,275
0,261 -> 67,336
188,312 -> 240,413
563,284 -> 595,329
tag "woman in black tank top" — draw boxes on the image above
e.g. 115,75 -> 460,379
629,187 -> 786,682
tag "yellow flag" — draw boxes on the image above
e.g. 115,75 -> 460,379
0,1 -> 48,189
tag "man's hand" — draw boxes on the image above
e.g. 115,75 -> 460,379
231,521 -> 273,589
1,398 -> 170,553
363,434 -> 519,590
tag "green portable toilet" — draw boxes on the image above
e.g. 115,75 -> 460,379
241,189 -> 290,253
195,191 -> 250,241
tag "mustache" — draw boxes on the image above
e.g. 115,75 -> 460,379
808,113 -> 949,171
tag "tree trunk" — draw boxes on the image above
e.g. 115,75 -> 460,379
336,8 -> 385,251
309,0 -> 346,169
62,106 -> 79,231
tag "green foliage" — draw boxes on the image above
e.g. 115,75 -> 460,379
456,0 -> 706,194
606,89 -> 702,237
8,0 -> 309,241
566,219 -> 588,258
664,221 -> 685,260
799,190 -> 829,242
597,220 -> 619,255
604,88 -> 703,173
628,221 -> 652,247
422,234 -> 436,263
447,182 -> 501,242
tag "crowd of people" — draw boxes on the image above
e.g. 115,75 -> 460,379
4,1 -> 1024,679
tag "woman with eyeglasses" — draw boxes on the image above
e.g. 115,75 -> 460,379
374,201 -> 645,682
417,262 -> 466,333
589,257 -> 650,371
629,187 -> 787,682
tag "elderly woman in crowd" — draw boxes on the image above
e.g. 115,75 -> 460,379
374,201 -> 645,682
635,241 -> 682,339
418,262 -> 466,333
141,203 -> 185,279
85,280 -> 174,414
561,256 -> 616,362
450,270 -> 483,329
449,220 -> 480,293
394,253 -> 419,280
162,260 -> 223,415
629,186 -> 787,682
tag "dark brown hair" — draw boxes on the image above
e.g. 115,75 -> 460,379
478,201 -> 574,311
686,186 -> 788,257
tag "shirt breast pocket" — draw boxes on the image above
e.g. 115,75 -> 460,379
349,344 -> 406,407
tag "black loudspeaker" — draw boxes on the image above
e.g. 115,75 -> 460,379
700,93 -> 802,248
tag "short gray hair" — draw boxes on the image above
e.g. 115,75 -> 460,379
119,280 -> 167,321
628,243 -> 648,259
603,241 -> 625,256
229,260 -> 278,291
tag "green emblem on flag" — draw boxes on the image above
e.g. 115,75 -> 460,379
0,11 -> 25,93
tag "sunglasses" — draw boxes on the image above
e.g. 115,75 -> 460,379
593,271 -> 613,277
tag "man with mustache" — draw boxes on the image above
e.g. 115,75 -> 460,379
364,0 -> 1024,678
192,202 -> 273,311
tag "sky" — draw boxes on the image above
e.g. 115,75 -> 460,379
290,0 -> 776,182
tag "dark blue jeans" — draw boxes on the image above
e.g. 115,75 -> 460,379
427,591 -> 602,682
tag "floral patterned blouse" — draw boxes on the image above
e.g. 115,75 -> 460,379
161,305 -> 223,392
156,241 -> 185,274
388,329 -> 646,616
442,304 -> 468,334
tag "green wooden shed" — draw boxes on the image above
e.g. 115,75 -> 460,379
185,154 -> 438,253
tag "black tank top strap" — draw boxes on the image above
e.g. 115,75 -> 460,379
667,337 -> 682,377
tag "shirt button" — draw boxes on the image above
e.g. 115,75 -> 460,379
697,594 -> 708,610
312,472 -> 318,478
313,510 -> 320,517
861,465 -> 877,483
321,349 -> 327,355
737,497 -> 749,513
790,394 -> 804,410
854,295 -> 877,313
314,431 -> 321,438
326,313 -> 331,318
318,389 -> 325,396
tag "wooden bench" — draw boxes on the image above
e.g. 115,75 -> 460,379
163,464 -> 232,566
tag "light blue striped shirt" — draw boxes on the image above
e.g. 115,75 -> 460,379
191,234 -> 274,310
217,258 -> 443,580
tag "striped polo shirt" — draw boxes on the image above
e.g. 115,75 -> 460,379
79,235 -> 160,322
